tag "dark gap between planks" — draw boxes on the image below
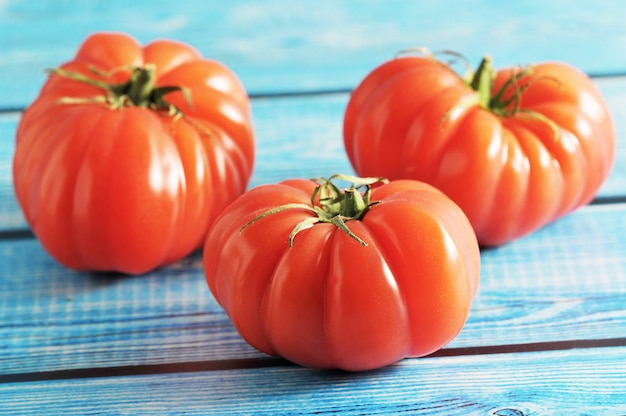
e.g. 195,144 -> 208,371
2,196 -> 626,241
0,89 -> 353,115
1,337 -> 625,384
1,70 -> 625,114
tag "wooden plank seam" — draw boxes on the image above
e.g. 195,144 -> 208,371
1,337 -> 625,384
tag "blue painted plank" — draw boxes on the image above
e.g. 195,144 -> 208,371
1,346 -> 625,415
1,0 -> 626,108
3,75 -> 626,231
0,114 -> 22,230
0,243 -> 262,373
2,203 -> 626,375
1,2 -> 624,413
466,203 -> 626,346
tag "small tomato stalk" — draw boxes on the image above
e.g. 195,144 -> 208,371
468,55 -> 494,109
443,53 -> 560,137
468,55 -> 535,116
241,174 -> 389,247
48,64 -> 191,116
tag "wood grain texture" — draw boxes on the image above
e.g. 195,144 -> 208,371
1,346 -> 625,415
1,1 -> 626,108
2,1 -> 626,412
2,204 -> 626,375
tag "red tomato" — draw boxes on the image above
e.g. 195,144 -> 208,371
203,175 -> 480,371
343,53 -> 616,246
13,32 -> 255,274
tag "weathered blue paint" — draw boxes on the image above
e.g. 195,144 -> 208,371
1,1 -> 626,414
1,0 -> 626,108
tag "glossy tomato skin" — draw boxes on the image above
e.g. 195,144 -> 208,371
203,178 -> 480,371
13,32 -> 254,274
343,56 -> 616,246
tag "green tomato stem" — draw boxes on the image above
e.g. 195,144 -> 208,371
125,65 -> 158,107
47,64 -> 191,114
469,55 -> 494,109
431,50 -> 560,141
464,56 -> 560,139
240,174 -> 389,247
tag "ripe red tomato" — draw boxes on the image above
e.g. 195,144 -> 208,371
203,175 -> 480,371
343,53 -> 616,246
13,32 -> 255,274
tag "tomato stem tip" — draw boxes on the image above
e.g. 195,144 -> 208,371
240,174 -> 389,247
47,64 -> 192,116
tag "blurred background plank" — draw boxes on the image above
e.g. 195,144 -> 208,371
1,0 -> 625,109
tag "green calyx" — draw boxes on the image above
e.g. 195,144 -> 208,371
47,64 -> 191,116
241,174 -> 389,247
433,52 -> 560,137
466,55 -> 536,117
448,54 -> 535,118
475,57 -> 562,139
397,49 -> 540,117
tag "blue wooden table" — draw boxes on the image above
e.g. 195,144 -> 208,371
2,1 -> 626,414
